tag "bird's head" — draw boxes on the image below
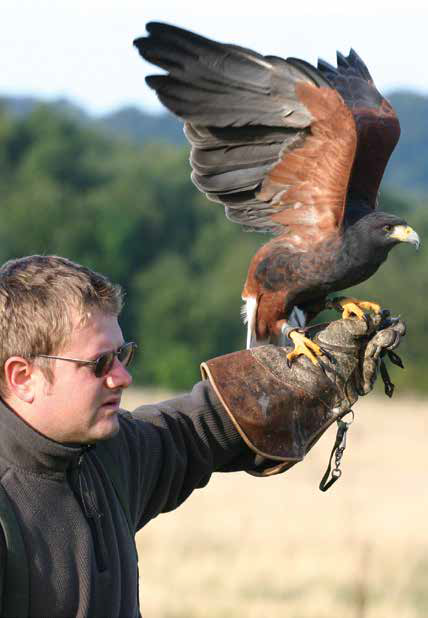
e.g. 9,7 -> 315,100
361,212 -> 420,252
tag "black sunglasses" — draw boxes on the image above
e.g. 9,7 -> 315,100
37,342 -> 137,378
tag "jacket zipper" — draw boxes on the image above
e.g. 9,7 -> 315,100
69,448 -> 108,573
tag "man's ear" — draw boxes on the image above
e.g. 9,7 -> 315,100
3,357 -> 37,403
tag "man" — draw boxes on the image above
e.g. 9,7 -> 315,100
0,255 -> 403,617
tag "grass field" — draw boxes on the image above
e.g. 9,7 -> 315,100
121,389 -> 428,618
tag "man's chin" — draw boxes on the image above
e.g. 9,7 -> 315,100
90,413 -> 121,442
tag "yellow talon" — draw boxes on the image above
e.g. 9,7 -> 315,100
287,331 -> 323,366
355,300 -> 381,313
337,297 -> 381,320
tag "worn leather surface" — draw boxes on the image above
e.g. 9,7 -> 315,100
201,314 -> 405,475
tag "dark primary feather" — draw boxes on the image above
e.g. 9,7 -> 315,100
138,22 -> 320,127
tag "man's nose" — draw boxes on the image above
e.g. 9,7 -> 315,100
105,359 -> 133,390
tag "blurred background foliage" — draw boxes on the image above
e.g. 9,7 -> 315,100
0,91 -> 426,391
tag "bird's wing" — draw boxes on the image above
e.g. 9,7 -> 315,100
135,22 -> 358,243
315,50 -> 400,208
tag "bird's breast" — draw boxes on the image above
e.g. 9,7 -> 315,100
251,233 -> 385,300
253,238 -> 342,293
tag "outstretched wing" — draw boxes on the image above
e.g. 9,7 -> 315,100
135,22 -> 357,244
316,50 -> 400,208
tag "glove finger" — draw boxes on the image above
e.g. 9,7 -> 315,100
373,328 -> 397,348
387,330 -> 402,351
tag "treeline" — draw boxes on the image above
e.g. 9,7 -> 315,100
0,103 -> 427,392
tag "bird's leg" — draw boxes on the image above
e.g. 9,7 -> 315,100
278,321 -> 324,367
328,296 -> 381,320
287,331 -> 325,367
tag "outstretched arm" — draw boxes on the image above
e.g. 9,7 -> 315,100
107,312 -> 405,530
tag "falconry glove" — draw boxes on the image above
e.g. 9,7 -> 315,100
201,312 -> 405,478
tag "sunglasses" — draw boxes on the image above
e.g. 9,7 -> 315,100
37,342 -> 137,378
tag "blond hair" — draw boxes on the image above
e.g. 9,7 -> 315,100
0,255 -> 123,395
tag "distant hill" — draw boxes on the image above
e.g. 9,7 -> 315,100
0,95 -> 41,118
0,95 -> 184,146
1,90 -> 427,193
1,95 -> 89,124
100,106 -> 184,145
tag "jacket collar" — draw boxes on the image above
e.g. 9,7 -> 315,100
0,398 -> 85,478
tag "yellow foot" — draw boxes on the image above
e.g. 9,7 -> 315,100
287,331 -> 323,366
336,297 -> 381,320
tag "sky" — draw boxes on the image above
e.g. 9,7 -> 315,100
2,1 -> 428,116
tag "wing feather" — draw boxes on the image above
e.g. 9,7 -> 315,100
135,23 -> 358,240
317,49 -> 400,207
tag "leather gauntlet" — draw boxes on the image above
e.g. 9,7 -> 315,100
201,313 -> 405,476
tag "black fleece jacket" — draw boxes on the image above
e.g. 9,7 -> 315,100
0,381 -> 257,618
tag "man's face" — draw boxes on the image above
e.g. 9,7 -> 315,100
32,309 -> 133,444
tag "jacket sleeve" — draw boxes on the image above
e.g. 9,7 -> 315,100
112,380 -> 259,531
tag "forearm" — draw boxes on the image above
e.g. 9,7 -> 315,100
122,381 -> 261,529
132,380 -> 256,472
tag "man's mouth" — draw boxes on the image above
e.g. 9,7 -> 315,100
101,396 -> 121,410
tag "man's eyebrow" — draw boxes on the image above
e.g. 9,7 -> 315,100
90,341 -> 125,359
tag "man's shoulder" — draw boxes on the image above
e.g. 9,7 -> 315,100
97,407 -> 162,457
117,404 -> 171,433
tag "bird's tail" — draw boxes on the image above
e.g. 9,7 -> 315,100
242,297 -> 264,349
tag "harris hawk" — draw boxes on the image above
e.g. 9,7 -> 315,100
134,23 -> 420,366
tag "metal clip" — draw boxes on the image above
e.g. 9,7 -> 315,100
319,411 -> 353,492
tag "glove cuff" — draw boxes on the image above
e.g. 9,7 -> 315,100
201,345 -> 347,476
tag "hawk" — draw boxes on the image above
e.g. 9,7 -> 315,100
134,23 -> 419,365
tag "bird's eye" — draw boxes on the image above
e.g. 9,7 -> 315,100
384,225 -> 393,232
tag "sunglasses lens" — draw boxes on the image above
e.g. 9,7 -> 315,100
94,351 -> 115,377
94,343 -> 136,377
118,343 -> 135,368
